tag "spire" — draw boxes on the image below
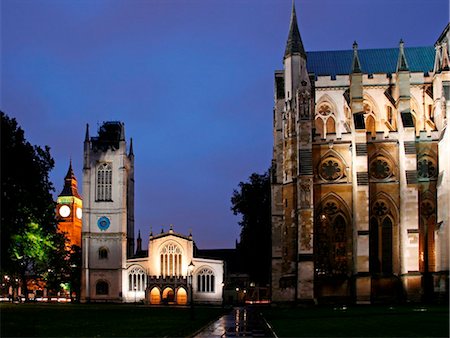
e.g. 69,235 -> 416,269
284,1 -> 306,59
136,230 -> 142,255
397,39 -> 409,72
120,123 -> 125,141
59,160 -> 81,198
129,138 -> 134,157
351,41 -> 362,73
85,123 -> 90,142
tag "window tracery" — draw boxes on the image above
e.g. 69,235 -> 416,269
160,243 -> 182,277
128,266 -> 146,292
315,201 -> 348,277
196,268 -> 215,293
96,163 -> 112,201
369,157 -> 392,180
318,157 -> 345,181
417,157 -> 437,179
370,199 -> 394,274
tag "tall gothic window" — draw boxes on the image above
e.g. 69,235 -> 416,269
128,266 -> 146,292
315,201 -> 348,277
160,243 -> 182,277
96,163 -> 112,201
196,268 -> 215,293
370,200 -> 394,274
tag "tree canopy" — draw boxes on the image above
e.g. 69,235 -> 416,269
231,171 -> 271,286
1,112 -> 70,300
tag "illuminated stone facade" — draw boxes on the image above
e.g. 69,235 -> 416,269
271,4 -> 449,303
81,121 -> 223,303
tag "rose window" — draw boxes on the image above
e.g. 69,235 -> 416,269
318,104 -> 332,116
370,158 -> 392,179
417,159 -> 436,179
319,159 -> 343,181
372,201 -> 388,216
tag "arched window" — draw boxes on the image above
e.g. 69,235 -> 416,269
99,247 -> 108,259
96,163 -> 112,201
315,200 -> 349,277
128,266 -> 146,291
160,243 -> 182,277
370,200 -> 394,275
196,268 -> 215,293
96,280 -> 109,295
366,115 -> 376,137
315,118 -> 324,137
326,117 -> 336,134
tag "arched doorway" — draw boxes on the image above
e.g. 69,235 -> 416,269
176,287 -> 187,305
149,287 -> 161,304
162,287 -> 175,304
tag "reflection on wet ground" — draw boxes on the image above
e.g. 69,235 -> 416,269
194,307 -> 275,337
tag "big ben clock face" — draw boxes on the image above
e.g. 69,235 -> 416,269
59,205 -> 71,218
76,207 -> 82,219
97,216 -> 110,231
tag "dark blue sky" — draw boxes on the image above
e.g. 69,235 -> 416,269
2,0 -> 448,249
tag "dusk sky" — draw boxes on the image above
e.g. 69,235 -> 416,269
2,0 -> 449,249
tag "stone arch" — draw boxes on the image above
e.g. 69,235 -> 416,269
314,193 -> 352,278
368,148 -> 397,181
149,286 -> 161,304
317,149 -> 348,182
363,93 -> 380,116
366,115 -> 376,137
98,246 -> 109,259
370,192 -> 400,274
316,93 -> 339,116
127,265 -> 146,292
176,287 -> 188,304
162,287 -> 175,303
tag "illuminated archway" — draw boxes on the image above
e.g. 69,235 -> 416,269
176,287 -> 187,305
149,287 -> 161,304
162,287 -> 175,303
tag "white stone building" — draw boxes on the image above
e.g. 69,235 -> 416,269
81,121 -> 223,304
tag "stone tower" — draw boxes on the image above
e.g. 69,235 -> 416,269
271,2 -> 314,303
56,161 -> 82,248
81,121 -> 135,302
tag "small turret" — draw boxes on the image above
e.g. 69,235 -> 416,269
352,41 -> 362,74
136,230 -> 142,255
397,39 -> 409,72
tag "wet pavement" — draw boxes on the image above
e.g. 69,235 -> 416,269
193,306 -> 276,337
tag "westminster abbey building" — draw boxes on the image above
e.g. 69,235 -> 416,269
271,4 -> 449,303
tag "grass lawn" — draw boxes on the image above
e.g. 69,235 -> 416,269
0,303 -> 227,337
262,304 -> 449,337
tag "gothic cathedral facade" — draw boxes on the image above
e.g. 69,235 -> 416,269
271,4 -> 449,303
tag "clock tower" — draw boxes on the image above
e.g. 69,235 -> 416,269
81,121 -> 135,302
57,161 -> 82,248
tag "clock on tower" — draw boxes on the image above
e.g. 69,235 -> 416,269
56,161 -> 83,248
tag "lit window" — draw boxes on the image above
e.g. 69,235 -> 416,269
160,243 -> 182,277
99,247 -> 108,259
128,266 -> 146,292
196,268 -> 215,293
96,163 -> 112,201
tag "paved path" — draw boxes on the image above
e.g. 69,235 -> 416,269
193,306 -> 276,337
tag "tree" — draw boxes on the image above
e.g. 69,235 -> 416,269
231,171 -> 271,286
1,112 -> 64,300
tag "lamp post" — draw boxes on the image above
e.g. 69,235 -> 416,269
188,261 -> 195,319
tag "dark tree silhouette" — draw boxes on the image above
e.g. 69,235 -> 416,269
1,112 -> 66,300
231,171 -> 271,286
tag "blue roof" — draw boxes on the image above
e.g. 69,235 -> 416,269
306,46 -> 435,77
